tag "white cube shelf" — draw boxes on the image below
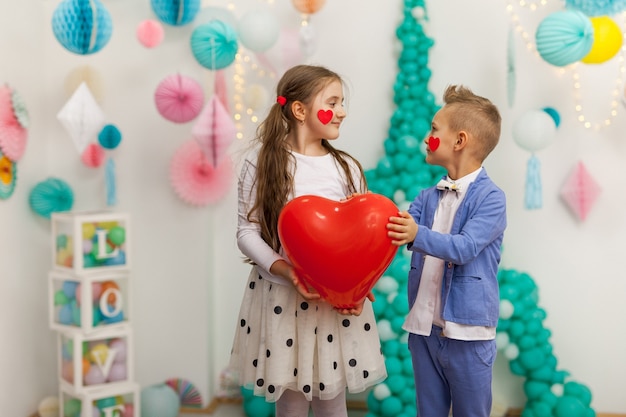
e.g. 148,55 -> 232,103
51,211 -> 131,274
58,325 -> 134,393
49,270 -> 131,334
60,381 -> 140,417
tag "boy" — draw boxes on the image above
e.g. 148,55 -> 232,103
386,84 -> 506,417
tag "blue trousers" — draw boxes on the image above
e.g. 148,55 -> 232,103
407,326 -> 496,417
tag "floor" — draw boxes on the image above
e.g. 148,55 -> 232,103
178,399 -> 368,417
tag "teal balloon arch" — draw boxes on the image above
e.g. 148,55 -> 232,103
365,1 -> 596,417
240,1 -> 596,416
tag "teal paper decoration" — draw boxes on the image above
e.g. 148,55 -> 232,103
565,0 -> 626,16
105,157 -> 116,207
190,20 -> 239,70
51,0 -> 113,55
29,177 -> 74,218
507,28 -> 516,108
151,0 -> 201,26
98,124 -> 122,149
535,10 -> 593,67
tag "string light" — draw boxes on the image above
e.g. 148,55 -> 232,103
569,12 -> 626,131
232,51 -> 277,139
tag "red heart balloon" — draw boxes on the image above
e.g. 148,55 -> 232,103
278,193 -> 399,309
317,109 -> 333,124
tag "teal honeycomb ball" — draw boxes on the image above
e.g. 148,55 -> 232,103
52,0 -> 113,55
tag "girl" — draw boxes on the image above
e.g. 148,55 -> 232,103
229,65 -> 387,417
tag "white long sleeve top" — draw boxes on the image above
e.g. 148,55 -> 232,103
236,149 -> 364,286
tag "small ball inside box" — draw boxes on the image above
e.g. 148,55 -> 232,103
60,382 -> 140,417
58,326 -> 134,392
51,211 -> 131,273
49,270 -> 131,334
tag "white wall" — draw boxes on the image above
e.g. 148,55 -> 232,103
2,1 -> 624,416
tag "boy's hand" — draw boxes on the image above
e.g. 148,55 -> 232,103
387,211 -> 418,246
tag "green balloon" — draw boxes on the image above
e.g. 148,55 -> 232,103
108,226 -> 126,246
63,398 -> 81,417
54,289 -> 70,306
554,395 -> 586,417
524,380 -> 550,400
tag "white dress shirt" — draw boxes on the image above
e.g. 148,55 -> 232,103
402,167 -> 496,340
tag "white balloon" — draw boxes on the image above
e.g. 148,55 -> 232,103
373,383 -> 392,400
512,109 -> 557,152
499,299 -> 514,320
238,9 -> 280,53
495,331 -> 510,350
504,343 -> 519,360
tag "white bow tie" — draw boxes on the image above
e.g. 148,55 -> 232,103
436,179 -> 462,192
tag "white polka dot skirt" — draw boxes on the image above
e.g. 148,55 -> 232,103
229,269 -> 387,402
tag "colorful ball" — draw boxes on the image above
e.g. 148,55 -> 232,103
98,124 -> 122,149
52,0 -> 113,55
108,226 -> 126,246
38,396 -> 60,417
140,384 -> 181,417
151,0 -> 200,26
190,20 -> 239,70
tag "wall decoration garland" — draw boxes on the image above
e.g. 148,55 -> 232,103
363,1 -> 596,416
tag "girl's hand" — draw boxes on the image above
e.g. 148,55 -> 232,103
335,291 -> 375,316
270,259 -> 321,301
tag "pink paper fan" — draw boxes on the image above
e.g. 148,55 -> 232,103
81,143 -> 106,168
170,140 -> 233,206
155,74 -> 205,123
560,161 -> 601,221
137,19 -> 164,48
192,95 -> 236,167
0,85 -> 28,161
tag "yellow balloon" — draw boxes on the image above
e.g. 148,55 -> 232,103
582,16 -> 623,64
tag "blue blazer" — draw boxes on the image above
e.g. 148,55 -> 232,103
406,169 -> 507,327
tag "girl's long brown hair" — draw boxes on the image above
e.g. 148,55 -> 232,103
248,65 -> 366,252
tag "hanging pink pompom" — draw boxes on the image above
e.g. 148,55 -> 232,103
192,95 -> 236,167
81,143 -> 106,168
170,140 -> 233,206
154,73 -> 205,123
137,19 -> 165,48
0,84 -> 28,161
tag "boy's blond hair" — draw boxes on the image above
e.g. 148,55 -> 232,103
443,85 -> 501,161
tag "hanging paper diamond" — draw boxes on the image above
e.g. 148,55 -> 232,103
57,82 -> 106,154
192,95 -> 236,167
560,161 -> 601,221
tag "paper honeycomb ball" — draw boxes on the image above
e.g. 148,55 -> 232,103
190,20 -> 239,70
52,0 -> 113,55
535,10 -> 593,67
151,0 -> 201,26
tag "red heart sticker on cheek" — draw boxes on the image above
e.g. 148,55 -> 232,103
428,136 -> 440,151
317,109 -> 333,125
